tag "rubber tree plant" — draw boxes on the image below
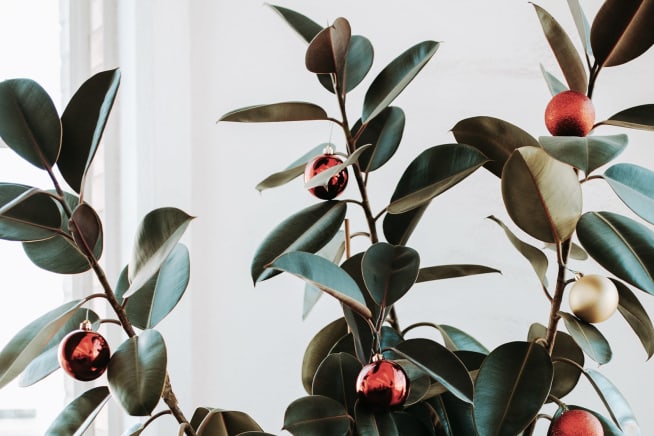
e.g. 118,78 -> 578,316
0,1 -> 652,436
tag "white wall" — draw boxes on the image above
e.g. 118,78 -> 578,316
112,1 -> 654,434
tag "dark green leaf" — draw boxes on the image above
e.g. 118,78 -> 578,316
532,3 -> 587,93
539,134 -> 627,175
429,393 -> 476,436
44,386 -> 110,436
436,325 -> 489,355
539,63 -> 568,96
268,252 -> 372,319
252,201 -> 346,283
451,116 -> 540,178
552,405 -> 624,436
70,203 -> 102,253
584,369 -> 640,432
303,231 -> 345,320
612,279 -> 654,359
392,405 -> 436,436
305,17 -> 350,75
502,146 -> 582,243
0,78 -> 60,169
416,264 -> 500,283
362,242 -> 419,307
352,107 -> 404,172
318,35 -> 374,94
0,184 -> 61,241
126,207 -> 194,297
255,143 -> 326,193
341,306 -> 374,365
362,41 -> 439,123
567,0 -> 593,60
394,359 -> 431,406
559,311 -> 612,364
604,163 -> 654,224
302,318 -> 349,394
107,329 -> 167,416
355,402 -> 398,436
383,205 -> 428,246
312,353 -> 361,416
590,0 -> 654,67
59,68 -> 120,193
598,104 -> 654,131
473,341 -> 552,436
283,395 -> 352,435
0,299 -> 82,389
267,4 -> 322,43
192,409 -> 263,436
577,211 -> 654,295
387,144 -> 488,214
392,338 -> 474,404
218,102 -> 328,123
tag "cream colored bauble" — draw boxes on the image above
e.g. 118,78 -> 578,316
569,274 -> 619,323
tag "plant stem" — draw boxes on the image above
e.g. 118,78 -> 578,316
544,239 -> 572,354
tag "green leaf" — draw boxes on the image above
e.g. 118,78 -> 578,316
304,144 -> 371,189
303,231 -> 346,319
552,405 -> 624,436
126,207 -> 194,297
107,329 -> 167,416
539,134 -> 627,175
502,146 -> 582,243
416,264 -> 500,283
604,163 -> 654,224
267,4 -> 322,43
351,107 -> 405,173
0,78 -> 61,169
429,393 -> 475,436
301,318 -> 349,394
540,63 -> 568,96
218,102 -> 328,123
590,0 -> 654,67
252,201 -> 346,283
391,338 -> 474,404
451,116 -> 541,178
612,279 -> 654,359
44,386 -> 110,436
577,211 -> 654,295
487,215 -> 548,288
0,184 -> 61,241
598,104 -> 654,131
567,0 -> 593,60
473,341 -> 553,436
283,395 -> 352,436
70,203 -> 102,253
0,299 -> 82,389
19,309 -> 100,387
361,242 -> 419,307
532,3 -> 587,93
559,311 -> 612,364
191,409 -> 263,436
305,17 -> 350,76
584,369 -> 640,432
268,252 -> 371,319
255,143 -> 326,192
318,35 -> 375,94
436,325 -> 489,355
354,402 -> 398,436
387,144 -> 488,214
393,359 -> 431,406
382,205 -> 428,246
312,353 -> 361,416
59,68 -> 120,193
362,41 -> 439,123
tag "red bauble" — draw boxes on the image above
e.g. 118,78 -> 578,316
544,90 -> 595,137
549,409 -> 603,436
304,153 -> 348,200
355,355 -> 409,411
58,320 -> 111,381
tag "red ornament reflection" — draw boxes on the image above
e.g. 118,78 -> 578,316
58,324 -> 111,381
304,154 -> 348,200
355,356 -> 409,411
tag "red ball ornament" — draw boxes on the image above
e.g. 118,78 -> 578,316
58,320 -> 111,381
544,90 -> 595,137
355,354 -> 409,411
304,147 -> 348,200
549,409 -> 603,436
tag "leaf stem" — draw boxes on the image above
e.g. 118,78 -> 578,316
545,239 -> 572,354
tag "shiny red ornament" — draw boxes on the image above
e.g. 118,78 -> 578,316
355,355 -> 409,411
304,151 -> 348,200
58,320 -> 111,381
544,90 -> 595,137
549,409 -> 603,436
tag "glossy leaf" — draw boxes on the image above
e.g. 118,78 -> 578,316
604,163 -> 654,224
218,102 -> 328,123
355,402 -> 398,436
283,395 -> 352,436
44,386 -> 110,436
305,17 -> 350,76
437,325 -> 489,355
351,106 -> 405,172
487,215 -> 548,288
567,0 -> 593,60
552,405 -> 624,436
362,41 -> 439,123
393,359 -> 431,406
304,144 -> 371,189
269,252 -> 372,318
540,63 -> 568,96
70,203 -> 102,253
252,201 -> 346,283
387,144 -> 488,214
383,205 -> 428,246
0,299 -> 82,389
451,116 -> 540,177
312,352 -> 361,416
577,211 -> 654,295
559,311 -> 612,364
612,279 -> 654,359
391,338 -> 474,404
301,318 -> 349,394
0,78 -> 61,169
116,244 -> 190,330
473,341 -> 553,436
303,231 -> 346,320
126,207 -> 194,297
318,35 -> 374,94
539,134 -> 627,176
590,0 -> 654,67
107,329 -> 167,416
362,242 -> 419,307
532,3 -> 587,93
585,369 -> 640,432
59,68 -> 120,193
192,409 -> 263,436
267,4 -> 322,43
598,104 -> 654,131
416,264 -> 500,283
0,184 -> 61,241
429,393 -> 475,436
255,143 -> 325,192
502,146 -> 582,243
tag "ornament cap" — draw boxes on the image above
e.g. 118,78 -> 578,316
79,319 -> 93,331
323,143 -> 335,155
